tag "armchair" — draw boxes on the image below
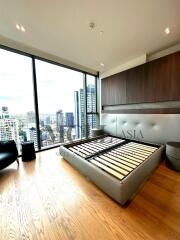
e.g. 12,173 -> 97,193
0,140 -> 19,170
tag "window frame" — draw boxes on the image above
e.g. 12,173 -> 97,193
0,44 -> 98,152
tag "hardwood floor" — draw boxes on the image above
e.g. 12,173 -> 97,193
0,148 -> 179,240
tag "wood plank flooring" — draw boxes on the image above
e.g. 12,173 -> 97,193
0,148 -> 179,240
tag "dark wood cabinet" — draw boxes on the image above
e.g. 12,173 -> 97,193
101,51 -> 180,108
126,64 -> 146,103
101,71 -> 126,106
170,52 -> 180,101
144,55 -> 172,103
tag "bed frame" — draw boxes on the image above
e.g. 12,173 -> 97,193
60,135 -> 164,205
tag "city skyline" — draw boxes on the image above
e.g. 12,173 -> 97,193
0,84 -> 96,119
0,83 -> 96,151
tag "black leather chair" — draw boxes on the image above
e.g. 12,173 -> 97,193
0,140 -> 19,170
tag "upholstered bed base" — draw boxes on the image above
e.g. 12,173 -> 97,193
60,136 -> 164,205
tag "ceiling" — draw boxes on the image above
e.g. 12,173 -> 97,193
0,0 -> 180,74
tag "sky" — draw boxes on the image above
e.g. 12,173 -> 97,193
0,48 -> 95,115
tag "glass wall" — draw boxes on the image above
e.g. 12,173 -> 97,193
0,46 -> 98,152
35,59 -> 85,148
0,49 -> 36,153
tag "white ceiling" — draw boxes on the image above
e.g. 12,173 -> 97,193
0,0 -> 180,73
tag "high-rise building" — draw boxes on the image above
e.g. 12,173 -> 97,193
56,110 -> 64,143
64,112 -> 74,141
87,115 -> 97,135
79,89 -> 85,137
26,127 -> 37,148
74,85 -> 96,138
26,111 -> 35,124
87,84 -> 96,135
40,120 -> 45,127
87,84 -> 96,112
74,91 -> 80,138
0,118 -> 19,146
44,116 -> 51,125
1,106 -> 9,119
65,112 -> 74,127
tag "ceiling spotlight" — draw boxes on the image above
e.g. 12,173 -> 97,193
100,30 -> 104,35
100,63 -> 105,67
165,27 -> 170,35
21,26 -> 25,32
16,24 -> 20,30
16,24 -> 26,32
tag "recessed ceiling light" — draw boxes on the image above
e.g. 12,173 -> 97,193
21,26 -> 25,32
165,27 -> 170,35
100,63 -> 105,67
100,30 -> 104,35
16,24 -> 20,30
16,24 -> 26,32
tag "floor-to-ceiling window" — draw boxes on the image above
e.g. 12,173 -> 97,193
0,48 -> 36,153
35,59 -> 85,148
0,46 -> 98,152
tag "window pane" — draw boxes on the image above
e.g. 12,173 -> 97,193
86,75 -> 96,113
87,114 -> 97,136
35,59 -> 85,148
0,49 -> 36,153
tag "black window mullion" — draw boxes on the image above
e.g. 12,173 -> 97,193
95,73 -> 99,128
95,73 -> 99,113
32,57 -> 41,150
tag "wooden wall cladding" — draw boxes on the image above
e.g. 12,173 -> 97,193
171,51 -> 180,100
101,51 -> 180,111
126,64 -> 145,103
101,71 -> 126,105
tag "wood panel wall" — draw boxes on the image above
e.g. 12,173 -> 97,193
101,51 -> 180,113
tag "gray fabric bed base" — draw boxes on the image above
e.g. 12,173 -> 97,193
59,143 -> 164,205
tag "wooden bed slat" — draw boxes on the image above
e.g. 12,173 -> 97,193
106,151 -> 143,165
112,149 -> 145,161
105,153 -> 137,168
127,143 -> 156,151
120,146 -> 151,156
120,145 -> 151,154
109,154 -> 141,166
90,159 -> 124,180
99,155 -> 133,172
128,143 -> 156,152
129,142 -> 158,150
127,146 -> 156,154
88,142 -> 106,149
84,143 -> 102,150
78,145 -> 95,153
114,148 -> 149,161
69,148 -> 86,158
95,157 -> 129,176
107,150 -> 145,163
80,144 -> 97,152
112,149 -> 147,162
73,146 -> 90,155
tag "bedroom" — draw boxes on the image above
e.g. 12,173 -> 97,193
0,0 -> 180,239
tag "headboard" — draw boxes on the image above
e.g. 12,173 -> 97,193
101,114 -> 180,145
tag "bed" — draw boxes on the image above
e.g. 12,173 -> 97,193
59,135 -> 164,205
